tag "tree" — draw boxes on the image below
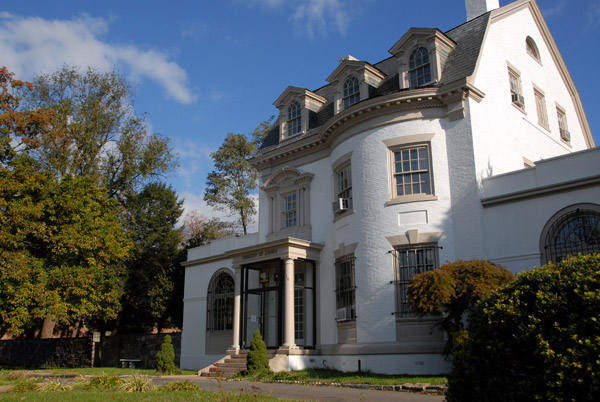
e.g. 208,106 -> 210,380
204,118 -> 272,234
246,330 -> 270,375
446,254 -> 600,402
181,210 -> 234,248
155,334 -> 176,373
119,182 -> 184,333
408,260 -> 514,352
18,66 -> 177,203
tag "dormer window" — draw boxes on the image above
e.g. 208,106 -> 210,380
343,77 -> 360,108
287,102 -> 302,137
409,47 -> 431,87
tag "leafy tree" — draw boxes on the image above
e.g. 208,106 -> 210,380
246,330 -> 270,375
155,334 -> 177,373
19,66 -> 177,203
119,182 -> 184,333
181,209 -> 234,248
446,254 -> 600,402
204,119 -> 272,234
408,260 -> 513,352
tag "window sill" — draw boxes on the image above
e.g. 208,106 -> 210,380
511,102 -> 527,115
386,194 -> 438,206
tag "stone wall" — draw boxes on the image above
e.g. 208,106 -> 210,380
0,333 -> 181,369
0,338 -> 95,368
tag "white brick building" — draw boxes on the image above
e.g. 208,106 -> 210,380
181,0 -> 599,374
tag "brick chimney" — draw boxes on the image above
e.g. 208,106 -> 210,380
466,0 -> 500,21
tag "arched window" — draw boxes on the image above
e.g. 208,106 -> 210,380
287,102 -> 302,136
541,206 -> 600,264
409,47 -> 431,87
343,77 -> 360,108
526,36 -> 540,62
207,271 -> 235,331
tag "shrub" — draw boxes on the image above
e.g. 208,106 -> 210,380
160,380 -> 200,391
86,373 -> 123,389
39,379 -> 72,392
246,330 -> 270,375
11,378 -> 38,392
408,259 -> 514,351
447,254 -> 600,402
156,334 -> 177,373
117,373 -> 154,393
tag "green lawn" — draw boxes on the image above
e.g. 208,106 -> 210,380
0,367 -> 196,377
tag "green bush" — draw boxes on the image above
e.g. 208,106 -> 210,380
156,334 -> 176,373
160,380 -> 200,391
246,330 -> 270,375
408,259 -> 514,351
10,378 -> 39,392
117,372 -> 154,393
447,254 -> 600,402
86,373 -> 123,389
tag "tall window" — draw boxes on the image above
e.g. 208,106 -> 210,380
294,272 -> 305,340
508,67 -> 524,110
208,272 -> 235,331
287,102 -> 302,136
281,192 -> 297,228
343,77 -> 360,108
393,145 -> 431,197
409,47 -> 431,87
557,107 -> 570,142
543,208 -> 600,264
534,88 -> 549,130
393,243 -> 438,316
335,255 -> 356,321
336,163 -> 352,207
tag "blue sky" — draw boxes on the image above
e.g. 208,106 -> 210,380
1,0 -> 599,223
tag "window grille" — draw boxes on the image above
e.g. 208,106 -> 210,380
543,209 -> 600,264
207,272 -> 235,331
287,102 -> 301,136
393,145 -> 431,196
409,47 -> 431,87
335,255 -> 356,320
343,77 -> 360,108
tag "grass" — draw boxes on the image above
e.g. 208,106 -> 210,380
0,367 -> 196,378
244,368 -> 447,386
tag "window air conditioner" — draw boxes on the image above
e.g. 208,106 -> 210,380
560,129 -> 571,141
336,307 -> 353,322
332,198 -> 350,214
511,93 -> 525,107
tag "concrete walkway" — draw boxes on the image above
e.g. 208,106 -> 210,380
155,376 -> 446,402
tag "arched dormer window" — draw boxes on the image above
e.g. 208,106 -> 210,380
526,36 -> 541,63
343,77 -> 360,108
287,102 -> 302,137
409,47 -> 431,87
207,271 -> 234,331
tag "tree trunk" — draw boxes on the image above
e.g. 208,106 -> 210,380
40,317 -> 56,338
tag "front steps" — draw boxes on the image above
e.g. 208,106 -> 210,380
202,350 -> 248,378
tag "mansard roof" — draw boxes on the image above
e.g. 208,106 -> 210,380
259,12 -> 490,152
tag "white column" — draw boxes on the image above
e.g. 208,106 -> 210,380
230,267 -> 242,352
282,258 -> 297,349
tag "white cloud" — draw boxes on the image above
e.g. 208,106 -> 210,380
290,0 -> 348,38
541,0 -> 569,19
0,13 -> 196,104
587,1 -> 600,30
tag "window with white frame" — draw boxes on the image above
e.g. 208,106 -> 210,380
335,163 -> 352,209
335,254 -> 356,321
526,36 -> 541,63
287,102 -> 302,137
343,77 -> 360,109
534,88 -> 549,130
409,47 -> 431,87
508,67 -> 525,110
557,107 -> 570,143
393,243 -> 438,316
281,192 -> 297,228
207,271 -> 235,331
392,144 -> 432,198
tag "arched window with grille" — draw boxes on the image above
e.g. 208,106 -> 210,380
287,101 -> 302,137
207,271 -> 235,331
343,77 -> 360,108
409,47 -> 431,87
541,205 -> 600,264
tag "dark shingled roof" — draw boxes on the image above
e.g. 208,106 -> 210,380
259,13 -> 491,151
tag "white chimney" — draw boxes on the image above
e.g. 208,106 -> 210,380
466,0 -> 500,21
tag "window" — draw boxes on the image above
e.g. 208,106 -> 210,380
557,107 -> 570,142
208,271 -> 235,331
393,243 -> 439,316
534,88 -> 549,130
281,192 -> 297,228
526,36 -> 540,63
393,145 -> 431,197
333,163 -> 352,213
294,272 -> 305,340
542,208 -> 600,264
335,255 -> 356,321
508,67 -> 524,110
409,47 -> 431,87
343,77 -> 360,108
287,102 -> 302,136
